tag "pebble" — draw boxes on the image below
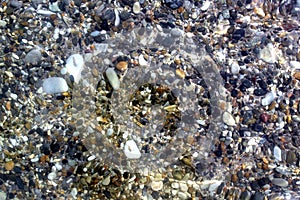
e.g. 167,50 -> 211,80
70,188 -> 78,199
133,2 -> 141,14
294,72 -> 300,81
106,68 -> 120,90
42,77 -> 69,94
65,54 -> 84,83
24,49 -> 42,65
124,139 -> 141,159
177,191 -> 189,200
0,20 -> 7,27
151,181 -> 163,191
208,181 -> 222,192
138,54 -> 148,66
200,1 -> 210,11
261,91 -> 276,106
272,178 -> 289,187
5,161 -> 14,171
259,43 -> 278,64
290,61 -> 300,69
116,61 -> 128,71
179,183 -> 188,192
223,111 -> 236,126
230,61 -> 240,74
102,175 -> 111,186
286,151 -> 297,164
0,191 -> 6,200
273,145 -> 282,162
47,172 -> 57,180
171,182 -> 179,189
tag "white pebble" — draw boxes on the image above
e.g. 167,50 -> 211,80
222,111 -> 236,126
71,188 -> 78,199
66,54 -> 84,83
124,139 -> 141,159
201,1 -> 210,11
230,61 -> 240,74
259,43 -> 278,64
262,91 -> 276,106
209,181 -> 222,192
138,54 -> 148,66
273,145 -> 282,162
106,68 -> 120,90
133,2 -> 141,14
60,67 -> 67,75
48,172 -> 57,180
290,61 -> 300,69
179,183 -> 188,192
42,77 -> 68,94
151,180 -> 163,191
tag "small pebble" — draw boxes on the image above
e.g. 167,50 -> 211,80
106,68 -> 120,90
273,145 -> 282,162
290,61 -> 300,69
176,69 -> 185,79
47,172 -> 57,180
24,49 -> 42,65
133,2 -> 141,14
294,72 -> 300,81
151,181 -> 163,191
42,77 -> 69,94
179,183 -> 188,192
223,111 -> 236,126
124,139 -> 141,159
259,43 -> 278,64
262,91 -> 276,106
5,161 -> 14,171
230,61 -> 240,74
272,178 -> 289,187
116,61 -> 128,71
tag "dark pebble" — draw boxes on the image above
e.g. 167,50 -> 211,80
257,79 -> 268,90
241,79 -> 252,88
286,151 -> 297,164
257,177 -> 270,187
252,123 -> 263,132
251,192 -> 265,200
120,11 -> 131,20
164,0 -> 184,10
50,142 -> 60,153
253,88 -> 268,96
231,89 -> 239,97
240,190 -> 251,200
232,29 -> 245,41
250,181 -> 260,191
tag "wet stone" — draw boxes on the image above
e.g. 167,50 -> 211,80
164,0 -> 184,10
24,49 -> 42,65
232,29 -> 245,41
272,178 -> 289,187
254,88 -> 268,96
286,151 -> 297,164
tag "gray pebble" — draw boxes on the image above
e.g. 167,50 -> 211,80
24,49 -> 42,65
106,68 -> 120,90
42,77 -> 69,94
272,178 -> 289,187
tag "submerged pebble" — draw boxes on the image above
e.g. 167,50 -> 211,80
42,77 -> 69,94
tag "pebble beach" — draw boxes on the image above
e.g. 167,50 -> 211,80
0,0 -> 300,199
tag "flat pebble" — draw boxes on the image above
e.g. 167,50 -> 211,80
48,172 -> 57,180
259,43 -> 278,64
272,178 -> 289,187
208,181 -> 222,192
290,61 -> 300,69
177,191 -> 189,200
151,180 -> 163,191
133,2 -> 141,14
230,61 -> 240,74
42,77 -> 69,94
24,49 -> 42,65
179,183 -> 188,192
262,91 -> 276,106
124,139 -> 141,159
223,111 -> 236,126
106,68 -> 120,90
273,145 -> 282,162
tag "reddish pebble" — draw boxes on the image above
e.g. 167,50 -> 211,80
261,113 -> 270,123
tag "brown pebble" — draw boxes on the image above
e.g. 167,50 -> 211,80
116,61 -> 128,71
6,101 -> 11,111
5,161 -> 14,171
260,113 -> 270,123
231,174 -> 238,183
176,69 -> 185,79
92,67 -> 99,77
268,101 -> 276,110
222,157 -> 230,164
25,122 -> 31,130
174,59 -> 181,65
294,72 -> 300,81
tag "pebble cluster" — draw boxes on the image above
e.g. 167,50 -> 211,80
0,0 -> 300,199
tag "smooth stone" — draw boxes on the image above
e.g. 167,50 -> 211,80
290,61 -> 300,69
273,145 -> 282,161
286,151 -> 297,164
223,111 -> 236,126
272,178 -> 289,187
47,172 -> 57,180
66,54 -> 84,83
177,191 -> 189,200
200,0 -> 210,11
230,61 -> 240,74
124,140 -> 141,159
179,183 -> 188,192
133,2 -> 141,14
171,182 -> 179,189
208,181 -> 222,192
151,181 -> 163,191
106,68 -> 120,90
259,43 -> 278,64
0,20 -> 7,27
24,49 -> 42,65
42,77 -> 69,94
71,188 -> 77,199
102,176 -> 110,186
262,91 -> 276,106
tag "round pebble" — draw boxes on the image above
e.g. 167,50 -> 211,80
151,181 -> 163,191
